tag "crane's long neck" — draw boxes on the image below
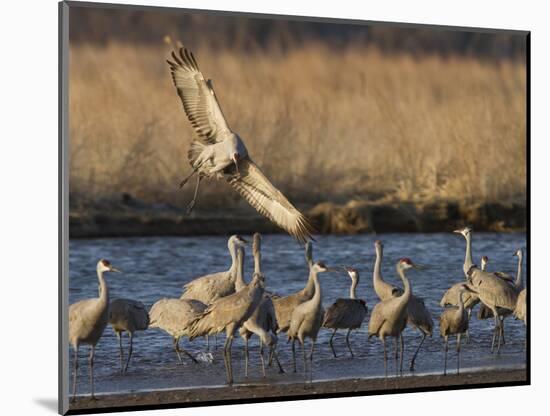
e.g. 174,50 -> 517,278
396,266 -> 411,308
311,271 -> 322,308
97,268 -> 109,305
514,253 -> 523,288
228,240 -> 238,275
373,246 -> 384,286
457,291 -> 465,314
303,267 -> 317,298
349,275 -> 358,299
253,247 -> 261,275
235,249 -> 247,291
463,233 -> 473,277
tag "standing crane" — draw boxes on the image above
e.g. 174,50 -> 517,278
322,266 -> 368,358
477,249 -> 524,345
180,234 -> 246,349
454,227 -> 518,353
239,233 -> 284,377
166,46 -> 314,243
514,288 -> 527,325
439,284 -> 478,375
188,272 -> 265,384
372,240 -> 433,371
69,259 -> 121,401
287,262 -> 335,382
180,234 -> 247,304
148,298 -> 207,364
272,242 -> 316,333
368,258 -> 423,376
440,255 -> 488,343
108,298 -> 150,374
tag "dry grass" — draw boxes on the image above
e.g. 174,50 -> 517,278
69,42 -> 526,210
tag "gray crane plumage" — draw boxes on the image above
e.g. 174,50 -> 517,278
272,242 -> 316,333
149,298 -> 207,364
322,267 -> 368,358
180,235 -> 246,304
239,233 -> 284,376
188,272 -> 265,384
514,288 -> 527,325
372,240 -> 433,370
368,258 -> 420,376
439,285 -> 477,375
440,255 -> 488,343
455,227 -> 519,353
287,262 -> 333,381
108,298 -> 150,374
167,46 -> 314,243
68,259 -> 121,401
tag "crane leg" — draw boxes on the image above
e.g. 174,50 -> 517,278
259,343 -> 266,378
409,333 -> 426,371
186,176 -> 202,214
124,332 -> 133,374
457,333 -> 462,375
271,347 -> 285,374
71,345 -> 79,402
399,334 -> 404,375
466,309 -> 472,344
500,316 -> 506,345
345,329 -> 354,357
174,338 -> 197,364
223,335 -> 234,385
329,329 -> 337,358
382,338 -> 388,378
116,331 -> 124,374
291,340 -> 296,373
491,312 -> 499,354
206,335 -> 209,351
309,341 -> 315,384
394,337 -> 398,376
301,340 -> 307,376
179,169 -> 196,189
443,336 -> 448,376
244,337 -> 249,378
173,338 -> 183,364
89,346 -> 96,400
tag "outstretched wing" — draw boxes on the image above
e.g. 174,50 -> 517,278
166,47 -> 231,143
227,158 -> 315,244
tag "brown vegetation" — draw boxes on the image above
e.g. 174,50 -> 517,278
69,42 -> 526,213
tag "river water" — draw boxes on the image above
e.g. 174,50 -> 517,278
68,232 -> 527,395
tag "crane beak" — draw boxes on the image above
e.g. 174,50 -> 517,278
412,263 -> 427,270
452,229 -> 462,234
110,267 -> 122,273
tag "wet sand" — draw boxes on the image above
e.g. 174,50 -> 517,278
68,368 -> 527,413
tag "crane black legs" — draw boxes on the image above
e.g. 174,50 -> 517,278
329,329 -> 337,358
186,176 -> 202,214
409,333 -> 427,371
223,335 -> 234,384
89,346 -> 96,400
71,345 -> 79,402
173,337 -> 198,364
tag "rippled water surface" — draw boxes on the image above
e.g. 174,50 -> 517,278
68,233 -> 527,394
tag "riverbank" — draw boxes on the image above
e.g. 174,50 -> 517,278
68,368 -> 527,413
69,194 -> 526,238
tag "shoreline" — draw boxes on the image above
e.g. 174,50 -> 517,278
69,197 -> 526,239
68,368 -> 527,413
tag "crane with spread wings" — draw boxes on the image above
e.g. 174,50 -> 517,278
166,46 -> 315,243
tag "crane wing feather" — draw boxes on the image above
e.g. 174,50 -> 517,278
227,158 -> 315,244
167,47 -> 231,144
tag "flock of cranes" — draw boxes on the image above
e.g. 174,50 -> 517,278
68,228 -> 527,401
68,46 -> 526,401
